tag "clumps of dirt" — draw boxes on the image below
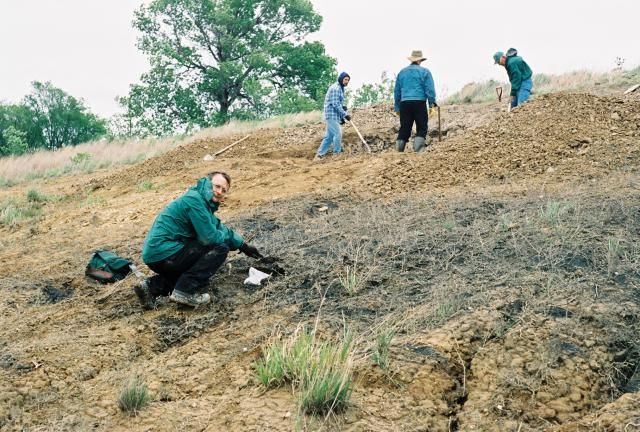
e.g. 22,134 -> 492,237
154,314 -> 221,351
34,285 -> 74,304
75,99 -> 506,195
359,93 -> 640,194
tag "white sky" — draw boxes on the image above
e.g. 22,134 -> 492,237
1,0 -> 639,118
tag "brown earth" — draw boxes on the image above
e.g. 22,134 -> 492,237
1,91 -> 640,431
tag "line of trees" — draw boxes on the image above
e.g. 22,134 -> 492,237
0,81 -> 107,156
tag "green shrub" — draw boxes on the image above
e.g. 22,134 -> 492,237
118,377 -> 150,415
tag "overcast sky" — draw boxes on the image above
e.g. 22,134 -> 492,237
1,0 -> 639,118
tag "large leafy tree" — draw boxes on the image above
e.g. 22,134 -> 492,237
119,0 -> 336,136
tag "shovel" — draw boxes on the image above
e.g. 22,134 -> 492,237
346,120 -> 372,153
207,134 -> 250,159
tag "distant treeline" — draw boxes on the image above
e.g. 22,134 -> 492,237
0,81 -> 107,157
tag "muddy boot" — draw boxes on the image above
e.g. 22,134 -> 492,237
396,139 -> 406,152
169,290 -> 211,307
413,136 -> 426,153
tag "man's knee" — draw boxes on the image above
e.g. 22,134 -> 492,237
207,243 -> 229,258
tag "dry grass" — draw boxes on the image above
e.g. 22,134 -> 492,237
445,66 -> 640,104
0,110 -> 321,186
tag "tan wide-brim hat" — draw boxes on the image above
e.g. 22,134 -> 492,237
408,50 -> 426,62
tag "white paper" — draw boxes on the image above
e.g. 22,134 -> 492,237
243,267 -> 271,286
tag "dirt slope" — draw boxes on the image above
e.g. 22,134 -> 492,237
1,92 -> 639,431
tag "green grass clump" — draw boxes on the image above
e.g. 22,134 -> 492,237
255,326 -> 354,415
372,329 -> 395,371
137,178 -> 154,192
118,377 -> 150,415
339,265 -> 364,295
255,343 -> 287,387
26,188 -> 51,203
0,197 -> 43,227
299,335 -> 353,415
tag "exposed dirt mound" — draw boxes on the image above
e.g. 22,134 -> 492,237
1,91 -> 640,431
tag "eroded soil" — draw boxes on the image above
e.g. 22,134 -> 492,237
1,92 -> 640,431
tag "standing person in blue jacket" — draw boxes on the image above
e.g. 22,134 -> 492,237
394,50 -> 437,153
135,172 -> 262,309
493,48 -> 533,109
314,72 -> 351,160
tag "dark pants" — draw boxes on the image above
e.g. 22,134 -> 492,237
146,242 -> 229,296
397,100 -> 428,141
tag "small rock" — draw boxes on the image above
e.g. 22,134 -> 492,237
611,112 -> 621,121
203,154 -> 215,161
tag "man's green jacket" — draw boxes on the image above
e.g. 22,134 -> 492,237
142,177 -> 244,264
506,56 -> 533,96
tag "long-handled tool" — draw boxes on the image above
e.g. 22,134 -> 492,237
212,134 -> 250,158
346,120 -> 371,153
437,105 -> 442,142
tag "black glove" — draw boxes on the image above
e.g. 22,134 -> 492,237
431,102 -> 438,107
342,105 -> 347,111
239,242 -> 263,259
344,114 -> 351,121
339,118 -> 345,125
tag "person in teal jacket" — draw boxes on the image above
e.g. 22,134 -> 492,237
135,172 -> 262,308
493,49 -> 533,108
394,50 -> 437,153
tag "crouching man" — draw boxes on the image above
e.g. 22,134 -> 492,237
135,171 -> 262,309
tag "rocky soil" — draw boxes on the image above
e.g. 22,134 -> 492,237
1,90 -> 639,431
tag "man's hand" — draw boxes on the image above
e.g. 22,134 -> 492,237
431,102 -> 438,107
239,243 -> 263,259
344,114 -> 351,121
342,105 -> 348,111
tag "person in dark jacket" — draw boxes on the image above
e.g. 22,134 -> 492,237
135,172 -> 262,308
394,50 -> 437,153
493,49 -> 533,108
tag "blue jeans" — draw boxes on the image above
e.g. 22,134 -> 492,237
316,119 -> 342,156
512,78 -> 533,107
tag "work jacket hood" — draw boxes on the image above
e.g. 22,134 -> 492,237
337,71 -> 350,88
192,177 -> 220,212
